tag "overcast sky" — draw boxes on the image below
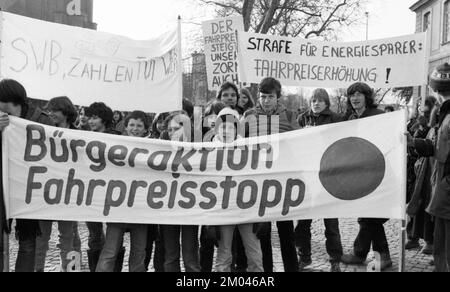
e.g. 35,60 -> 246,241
94,0 -> 418,43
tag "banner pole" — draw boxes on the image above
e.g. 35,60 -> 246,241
399,108 -> 408,273
177,15 -> 183,111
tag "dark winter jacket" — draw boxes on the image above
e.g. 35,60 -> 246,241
413,100 -> 450,220
347,107 -> 385,120
243,102 -> 293,137
297,108 -> 343,128
1,104 -> 54,238
407,129 -> 436,216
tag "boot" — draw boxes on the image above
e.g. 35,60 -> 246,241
341,253 -> 365,265
114,247 -> 125,272
87,250 -> 101,272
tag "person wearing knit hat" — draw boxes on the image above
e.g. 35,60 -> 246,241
407,63 -> 450,272
208,108 -> 263,272
430,63 -> 450,94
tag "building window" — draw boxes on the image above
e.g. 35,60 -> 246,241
445,0 -> 450,43
423,12 -> 430,32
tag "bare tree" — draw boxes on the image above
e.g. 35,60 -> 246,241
199,0 -> 366,39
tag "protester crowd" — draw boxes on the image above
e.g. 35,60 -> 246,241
0,62 -> 449,272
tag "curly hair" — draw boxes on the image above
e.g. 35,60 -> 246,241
85,102 -> 114,128
124,111 -> 150,129
346,82 -> 376,110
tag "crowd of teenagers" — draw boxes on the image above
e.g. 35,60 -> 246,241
0,62 -> 449,273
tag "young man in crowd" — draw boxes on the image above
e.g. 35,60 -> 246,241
407,63 -> 450,272
84,102 -> 125,272
34,96 -> 82,272
0,79 -> 55,272
340,82 -> 392,271
242,77 -> 299,272
296,88 -> 344,272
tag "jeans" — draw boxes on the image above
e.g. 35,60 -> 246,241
295,219 -> 343,263
232,228 -> 247,271
259,221 -> 298,272
15,219 -> 39,272
144,225 -> 165,272
354,218 -> 390,259
73,222 -> 81,253
433,217 -> 450,272
86,222 -> 105,252
162,225 -> 200,272
216,224 -> 263,272
35,220 -> 77,272
96,223 -> 147,272
200,226 -> 215,272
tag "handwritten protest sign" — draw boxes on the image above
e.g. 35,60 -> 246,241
0,12 -> 182,113
203,16 -> 244,91
237,31 -> 427,88
2,111 -> 406,224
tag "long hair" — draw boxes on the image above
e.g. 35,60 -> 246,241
45,96 -> 78,125
346,82 -> 377,111
217,82 -> 240,108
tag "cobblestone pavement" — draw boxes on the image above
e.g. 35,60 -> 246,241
6,219 -> 434,272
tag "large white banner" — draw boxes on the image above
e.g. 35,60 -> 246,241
2,111 -> 406,225
0,12 -> 182,113
237,31 -> 427,88
203,16 -> 244,91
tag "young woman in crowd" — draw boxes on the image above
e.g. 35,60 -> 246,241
149,112 -> 169,139
96,111 -> 151,272
84,102 -> 125,272
217,82 -> 240,111
112,110 -> 125,134
160,111 -> 201,272
77,106 -> 90,131
34,96 -> 82,272
237,88 -> 255,116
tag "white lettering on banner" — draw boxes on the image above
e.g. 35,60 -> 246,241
2,112 -> 406,225
237,31 -> 427,88
202,16 -> 244,91
66,0 -> 82,16
0,12 -> 182,113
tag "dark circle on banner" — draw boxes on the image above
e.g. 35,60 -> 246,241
319,137 -> 385,201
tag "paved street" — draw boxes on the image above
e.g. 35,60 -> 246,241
6,219 -> 434,272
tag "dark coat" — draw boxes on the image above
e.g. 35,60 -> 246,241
347,107 -> 385,120
297,108 -> 343,128
243,102 -> 293,137
1,104 -> 54,238
414,101 -> 450,220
